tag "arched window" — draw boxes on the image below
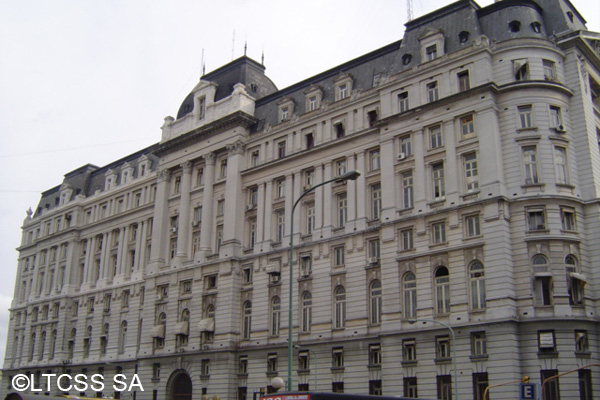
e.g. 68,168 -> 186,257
403,272 -> 417,319
270,297 -> 281,336
181,309 -> 190,322
532,255 -> 552,306
29,332 -> 36,361
177,309 -> 190,347
242,301 -> 252,339
369,280 -> 382,325
566,255 -> 585,305
469,261 -> 486,310
119,320 -> 128,353
334,286 -> 346,328
301,292 -> 312,332
435,266 -> 450,314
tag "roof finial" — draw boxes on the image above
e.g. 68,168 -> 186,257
261,48 -> 265,65
244,40 -> 247,56
231,30 -> 236,60
201,48 -> 205,76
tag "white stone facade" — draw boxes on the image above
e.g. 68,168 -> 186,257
2,0 -> 599,399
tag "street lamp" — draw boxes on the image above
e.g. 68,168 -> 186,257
409,318 -> 458,400
287,170 -> 361,391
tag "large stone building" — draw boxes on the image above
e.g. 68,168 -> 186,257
2,0 -> 599,399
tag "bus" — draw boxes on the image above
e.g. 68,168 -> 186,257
259,392 -> 429,400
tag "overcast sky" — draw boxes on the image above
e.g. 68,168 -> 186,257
0,0 -> 597,364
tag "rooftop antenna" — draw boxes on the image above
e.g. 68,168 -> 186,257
201,48 -> 205,76
231,30 -> 236,60
407,0 -> 413,21
261,48 -> 264,65
244,39 -> 247,56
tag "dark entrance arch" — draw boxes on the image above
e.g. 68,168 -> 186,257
169,370 -> 192,400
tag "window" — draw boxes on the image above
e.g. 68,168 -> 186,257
403,272 -> 417,319
427,81 -> 439,102
398,92 -> 409,113
248,218 -> 257,248
305,132 -> 314,149
369,280 -> 382,325
514,59 -> 528,80
276,178 -> 285,199
540,370 -> 560,400
276,210 -> 285,242
561,207 -> 576,231
426,44 -> 438,61
298,350 -> 310,371
471,332 -> 487,357
402,54 -> 412,65
432,163 -> 445,200
334,286 -> 346,328
465,214 -> 480,237
333,246 -> 345,267
337,193 -> 347,228
460,114 -> 474,138
369,344 -> 381,366
400,228 -> 414,251
280,106 -> 289,122
301,291 -> 312,332
307,96 -> 318,111
469,261 -> 486,310
249,187 -> 258,206
219,159 -> 227,179
538,330 -> 556,353
332,347 -> 344,368
436,336 -> 451,360
435,267 -> 450,314
277,141 -> 286,159
205,274 -> 217,290
337,83 -> 348,100
270,297 -> 280,336
119,321 -> 127,353
575,330 -> 589,353
250,149 -> 260,167
335,159 -> 347,176
333,120 -> 345,139
157,284 -> 168,301
531,21 -> 542,33
399,135 -> 412,157
242,301 -> 252,339
549,106 -> 562,129
404,377 -> 418,398
368,239 -> 380,262
370,184 -> 382,220
518,105 -> 533,129
403,339 -> 417,362
533,269 -> 553,307
239,356 -> 248,375
543,60 -> 556,81
509,20 -> 521,32
523,146 -> 539,184
554,147 -> 568,184
304,169 -> 315,188
401,171 -> 414,209
458,70 -> 470,91
369,149 -> 380,171
367,109 -> 378,127
429,125 -> 443,149
300,255 -> 312,277
578,369 -> 592,400
267,353 -> 278,373
472,373 -> 488,400
197,96 -> 206,119
527,208 -> 546,231
463,153 -> 479,192
432,221 -> 446,244
242,265 -> 253,284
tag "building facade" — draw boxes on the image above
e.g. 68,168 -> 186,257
2,0 -> 599,399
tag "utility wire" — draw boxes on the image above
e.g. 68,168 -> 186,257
0,139 -> 150,159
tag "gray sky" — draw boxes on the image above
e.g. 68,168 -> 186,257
0,0 -> 598,363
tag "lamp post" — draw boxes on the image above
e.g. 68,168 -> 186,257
287,170 -> 361,391
409,318 -> 458,400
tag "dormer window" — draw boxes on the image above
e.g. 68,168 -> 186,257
338,83 -> 348,100
334,74 -> 353,101
426,45 -> 438,61
197,96 -> 206,120
277,98 -> 295,123
304,86 -> 323,113
458,31 -> 469,43
531,22 -> 541,33
509,20 -> 521,33
402,54 -> 412,65
419,30 -> 445,64
281,106 -> 289,122
308,96 -> 318,111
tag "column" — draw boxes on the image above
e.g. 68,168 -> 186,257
99,232 -> 109,281
222,141 -> 245,258
176,161 -> 193,262
346,155 -> 357,233
313,164 -> 324,239
292,171 -> 302,242
256,182 -> 265,248
83,239 -> 93,284
262,181 -> 273,252
414,129 -> 426,206
117,226 -> 128,277
284,174 -> 293,245
148,169 -> 172,273
322,163 -> 333,238
135,221 -> 145,273
380,137 -> 396,222
63,240 -> 78,290
199,153 -> 216,259
355,152 -> 367,231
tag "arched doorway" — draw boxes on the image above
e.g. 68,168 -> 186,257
169,371 -> 192,400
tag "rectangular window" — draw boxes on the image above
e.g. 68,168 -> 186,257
399,135 -> 412,158
248,218 -> 257,248
197,97 -> 206,119
429,125 -> 443,149
514,59 -> 529,81
575,330 -> 589,353
462,153 -> 479,192
267,354 -> 278,373
249,187 -> 258,206
426,44 -> 438,61
369,344 -> 381,366
534,276 -> 553,306
403,339 -> 417,362
398,92 -> 409,113
276,179 -> 285,199
523,146 -> 539,184
400,228 -> 414,251
250,150 -> 260,167
332,347 -> 344,368
298,351 -> 310,371
540,370 -> 560,400
471,332 -> 487,356
401,171 -> 414,209
333,120 -> 345,139
239,356 -> 248,374
333,246 -> 345,267
219,160 -> 227,179
518,105 -> 533,129
304,169 -> 315,188
242,265 -> 253,284
432,163 -> 445,200
305,132 -> 314,149
472,373 -> 488,400
370,184 -> 382,220
277,141 -> 286,159
337,193 -> 347,227
465,214 -> 481,238
215,224 -> 223,252
201,359 -> 210,376
280,106 -> 289,122
538,330 -> 556,353
436,336 -> 451,360
460,114 -> 475,138
527,208 -> 546,231
554,146 -> 568,184
308,96 -> 318,111
300,255 -> 312,277
369,149 -> 380,171
432,221 -> 446,244
543,60 -> 556,81
578,369 -> 592,400
367,239 -> 380,262
404,377 -> 418,398
276,211 -> 285,242
335,159 -> 347,177
549,106 -> 562,129
560,207 -> 576,231
427,81 -> 439,102
458,70 -> 470,91
338,83 -> 348,100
